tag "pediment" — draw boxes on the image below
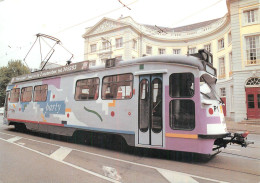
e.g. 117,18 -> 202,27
84,18 -> 127,36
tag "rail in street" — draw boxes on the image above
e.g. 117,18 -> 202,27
0,118 -> 259,183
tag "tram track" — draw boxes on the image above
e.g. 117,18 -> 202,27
195,162 -> 260,177
0,129 -> 259,183
220,151 -> 260,161
0,130 -> 230,183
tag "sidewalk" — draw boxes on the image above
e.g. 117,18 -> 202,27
226,119 -> 260,135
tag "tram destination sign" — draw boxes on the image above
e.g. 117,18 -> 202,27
11,61 -> 89,83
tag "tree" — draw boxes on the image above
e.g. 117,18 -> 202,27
0,60 -> 30,106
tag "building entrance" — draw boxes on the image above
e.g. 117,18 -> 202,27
245,78 -> 260,119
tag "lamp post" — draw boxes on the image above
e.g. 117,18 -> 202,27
101,37 -> 112,58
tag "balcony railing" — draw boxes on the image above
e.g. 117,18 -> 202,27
246,59 -> 260,65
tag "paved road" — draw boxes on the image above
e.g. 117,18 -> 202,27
0,117 -> 259,183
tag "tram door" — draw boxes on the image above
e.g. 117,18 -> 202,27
138,74 -> 163,146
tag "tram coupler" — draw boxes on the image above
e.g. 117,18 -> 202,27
213,131 -> 254,151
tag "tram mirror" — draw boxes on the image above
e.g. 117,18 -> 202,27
201,52 -> 208,61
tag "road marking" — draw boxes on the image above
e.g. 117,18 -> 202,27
157,168 -> 198,183
50,147 -> 72,161
7,136 -> 22,143
102,166 -> 122,181
17,142 -> 25,146
0,131 -> 229,183
0,136 -> 120,183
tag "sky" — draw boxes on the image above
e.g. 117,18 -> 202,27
0,0 -> 228,69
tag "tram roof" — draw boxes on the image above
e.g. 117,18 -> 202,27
10,54 -> 205,84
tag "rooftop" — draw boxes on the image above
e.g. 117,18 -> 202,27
143,17 -> 221,33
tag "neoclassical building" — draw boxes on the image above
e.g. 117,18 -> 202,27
82,0 -> 260,122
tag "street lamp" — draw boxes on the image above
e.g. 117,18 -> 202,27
101,37 -> 112,58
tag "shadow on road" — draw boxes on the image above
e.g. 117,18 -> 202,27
8,126 -> 213,163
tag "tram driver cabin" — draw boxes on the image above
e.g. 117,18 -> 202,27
3,49 -> 251,155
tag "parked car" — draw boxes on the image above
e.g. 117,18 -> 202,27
0,107 -> 4,116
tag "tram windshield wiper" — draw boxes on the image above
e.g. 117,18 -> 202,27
200,92 -> 211,99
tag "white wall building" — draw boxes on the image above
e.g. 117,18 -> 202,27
82,0 -> 260,122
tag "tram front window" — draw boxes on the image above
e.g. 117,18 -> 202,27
200,74 -> 222,103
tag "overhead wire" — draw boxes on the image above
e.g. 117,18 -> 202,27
0,0 -> 139,62
54,0 -> 138,35
1,0 -> 245,67
170,0 -> 225,28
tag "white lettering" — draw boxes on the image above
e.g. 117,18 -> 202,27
45,103 -> 62,113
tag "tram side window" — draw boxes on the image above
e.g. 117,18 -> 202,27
170,100 -> 195,130
10,88 -> 20,103
102,73 -> 133,99
169,73 -> 194,97
75,78 -> 100,100
21,86 -> 33,102
34,85 -> 48,102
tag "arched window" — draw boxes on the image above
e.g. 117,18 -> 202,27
246,77 -> 260,87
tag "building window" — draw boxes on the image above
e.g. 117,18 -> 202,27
158,48 -> 166,55
21,86 -> 33,102
116,37 -> 123,48
90,44 -> 96,53
102,73 -> 133,100
188,47 -> 196,54
102,42 -> 110,50
34,85 -> 48,102
169,100 -> 195,130
204,44 -> 211,52
219,57 -> 225,78
132,39 -> 137,50
244,9 -> 258,24
75,78 -> 99,100
220,88 -> 226,97
173,49 -> 181,54
10,88 -> 20,103
246,77 -> 260,86
89,60 -> 96,67
146,46 -> 152,54
169,73 -> 194,98
228,32 -> 232,44
246,35 -> 260,65
218,38 -> 225,50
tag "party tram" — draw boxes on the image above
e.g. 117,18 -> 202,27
3,49 -> 251,155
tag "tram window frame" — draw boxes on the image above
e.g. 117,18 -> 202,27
102,73 -> 133,100
33,84 -> 48,102
169,99 -> 195,131
169,72 -> 195,98
151,78 -> 163,133
75,77 -> 100,101
21,86 -> 33,102
10,88 -> 20,103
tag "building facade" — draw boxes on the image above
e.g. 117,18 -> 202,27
82,0 -> 260,122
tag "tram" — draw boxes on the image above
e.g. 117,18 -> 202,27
3,49 -> 251,155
